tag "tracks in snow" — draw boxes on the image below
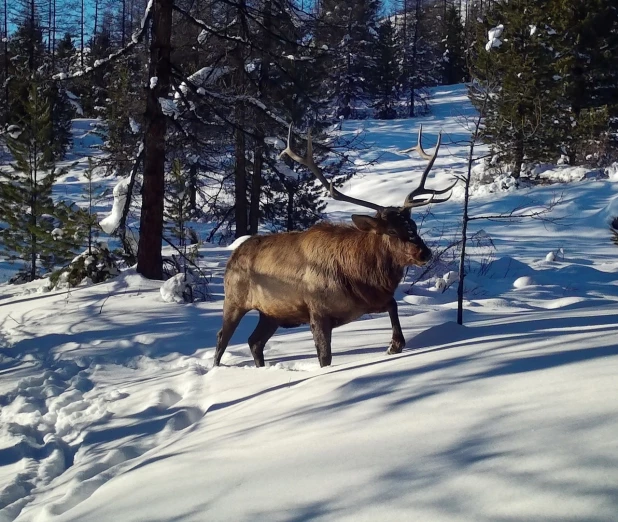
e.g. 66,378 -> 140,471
0,354 -> 207,522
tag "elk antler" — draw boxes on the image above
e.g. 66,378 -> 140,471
402,128 -> 457,209
280,124 -> 385,212
399,124 -> 433,160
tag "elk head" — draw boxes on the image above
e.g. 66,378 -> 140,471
280,124 -> 456,267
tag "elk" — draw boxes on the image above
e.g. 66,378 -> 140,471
214,126 -> 455,368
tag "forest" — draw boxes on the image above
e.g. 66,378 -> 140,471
0,0 -> 616,285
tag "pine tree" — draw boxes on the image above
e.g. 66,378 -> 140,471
78,158 -> 103,255
548,0 -> 618,164
398,0 -> 442,116
7,7 -> 74,159
316,0 -> 380,118
469,0 -> 557,178
165,158 -> 194,252
262,170 -> 327,232
441,3 -> 467,85
0,86 -> 82,281
55,32 -> 76,74
470,0 -> 618,174
372,18 -> 400,119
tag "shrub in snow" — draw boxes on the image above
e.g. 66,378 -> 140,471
162,252 -> 210,303
160,273 -> 195,303
49,244 -> 120,289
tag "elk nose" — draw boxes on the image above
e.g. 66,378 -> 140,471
420,247 -> 432,265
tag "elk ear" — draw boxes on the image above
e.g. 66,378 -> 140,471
352,214 -> 379,233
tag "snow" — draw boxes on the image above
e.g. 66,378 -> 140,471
6,125 -> 22,140
128,118 -> 140,135
99,177 -> 130,234
149,77 -> 158,89
174,67 -> 232,101
158,98 -> 179,119
486,24 -> 504,51
1,85 -> 618,521
264,136 -> 286,150
51,228 -> 64,240
227,235 -> 252,250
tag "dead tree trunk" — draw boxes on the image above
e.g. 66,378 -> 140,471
137,0 -> 172,280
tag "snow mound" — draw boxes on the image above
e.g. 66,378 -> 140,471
513,276 -> 535,288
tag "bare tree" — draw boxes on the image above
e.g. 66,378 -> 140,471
456,94 -> 563,324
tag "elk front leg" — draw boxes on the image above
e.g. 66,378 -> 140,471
310,315 -> 333,367
386,298 -> 405,355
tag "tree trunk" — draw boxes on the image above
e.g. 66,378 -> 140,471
122,0 -> 126,47
137,0 -> 172,280
248,0 -> 271,235
234,108 -> 248,238
189,163 -> 197,212
249,142 -> 263,234
233,0 -> 249,238
81,0 -> 84,70
29,0 -> 35,72
3,0 -> 8,112
512,136 -> 524,179
409,0 -> 421,117
94,0 -> 99,36
286,183 -> 294,232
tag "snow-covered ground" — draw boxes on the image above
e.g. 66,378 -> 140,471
1,85 -> 618,521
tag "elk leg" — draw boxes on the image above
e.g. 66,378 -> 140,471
214,304 -> 248,366
310,316 -> 333,367
386,298 -> 406,355
248,313 -> 279,367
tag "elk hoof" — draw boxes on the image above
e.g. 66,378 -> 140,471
386,343 -> 404,355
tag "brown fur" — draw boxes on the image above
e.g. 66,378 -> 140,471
215,210 -> 432,368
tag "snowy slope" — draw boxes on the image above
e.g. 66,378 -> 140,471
1,85 -> 618,521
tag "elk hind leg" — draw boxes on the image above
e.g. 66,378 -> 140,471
214,304 -> 248,366
248,313 -> 279,367
310,316 -> 333,368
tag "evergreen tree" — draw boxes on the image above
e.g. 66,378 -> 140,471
99,61 -> 144,177
372,18 -> 400,119
398,0 -> 442,116
0,86 -> 82,281
316,0 -> 380,118
164,158 -> 195,252
7,8 -> 74,159
441,3 -> 467,85
55,32 -> 75,74
469,0 -> 557,178
548,0 -> 618,164
469,0 -> 618,174
77,158 -> 103,256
